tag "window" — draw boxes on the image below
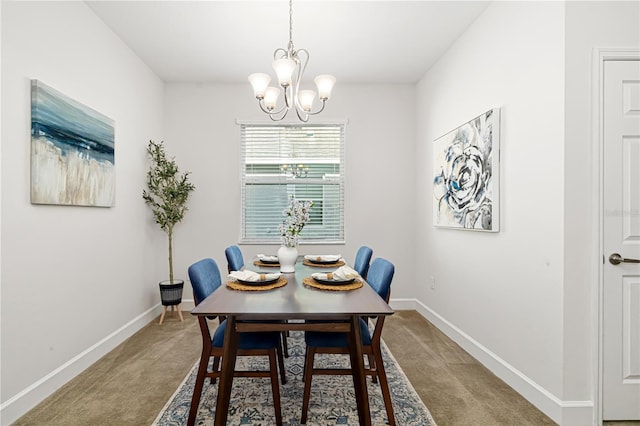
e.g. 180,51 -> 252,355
240,123 -> 345,244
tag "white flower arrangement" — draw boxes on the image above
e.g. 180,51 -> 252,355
279,196 -> 313,247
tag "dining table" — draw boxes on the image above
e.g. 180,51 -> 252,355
189,255 -> 394,426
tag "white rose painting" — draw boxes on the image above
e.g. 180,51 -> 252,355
433,108 -> 500,232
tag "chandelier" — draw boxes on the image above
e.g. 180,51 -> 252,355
248,0 -> 336,122
280,163 -> 309,178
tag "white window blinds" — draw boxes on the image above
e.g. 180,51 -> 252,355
240,123 -> 345,244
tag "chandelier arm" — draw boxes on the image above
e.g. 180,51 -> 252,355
257,99 -> 288,116
273,48 -> 288,60
257,100 -> 272,114
265,100 -> 290,121
296,48 -> 310,64
269,112 -> 286,122
283,85 -> 293,109
268,107 -> 289,122
292,49 -> 309,113
305,99 -> 327,116
295,107 -> 310,122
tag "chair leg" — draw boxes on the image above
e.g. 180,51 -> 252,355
368,353 -> 378,383
300,346 -> 315,424
211,356 -> 221,384
281,331 -> 289,358
373,346 -> 395,426
276,340 -> 287,385
187,351 -> 211,426
158,306 -> 167,325
268,350 -> 283,426
302,345 -> 306,383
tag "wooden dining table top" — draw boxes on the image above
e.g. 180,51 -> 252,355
190,259 -> 394,320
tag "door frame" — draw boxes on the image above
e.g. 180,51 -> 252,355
593,48 -> 640,426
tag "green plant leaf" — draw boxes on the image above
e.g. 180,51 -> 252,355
143,140 -> 195,282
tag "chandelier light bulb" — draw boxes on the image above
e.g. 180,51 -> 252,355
248,73 -> 271,99
314,75 -> 336,100
273,58 -> 296,87
264,87 -> 281,110
297,90 -> 316,112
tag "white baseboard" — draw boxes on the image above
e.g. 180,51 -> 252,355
388,297 -> 417,311
181,298 -> 195,312
0,305 -> 163,426
398,298 -> 595,426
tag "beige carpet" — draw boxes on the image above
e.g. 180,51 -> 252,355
15,310 -> 557,426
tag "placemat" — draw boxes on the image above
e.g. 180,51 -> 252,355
303,276 -> 363,291
226,276 -> 288,291
302,259 -> 346,268
253,260 -> 280,268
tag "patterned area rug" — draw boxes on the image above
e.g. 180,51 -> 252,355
153,329 -> 436,426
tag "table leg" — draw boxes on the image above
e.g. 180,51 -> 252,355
348,315 -> 371,426
215,315 -> 239,426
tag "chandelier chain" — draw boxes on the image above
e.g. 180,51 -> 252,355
288,0 -> 294,53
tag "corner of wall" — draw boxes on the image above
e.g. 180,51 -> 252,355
413,300 -> 594,426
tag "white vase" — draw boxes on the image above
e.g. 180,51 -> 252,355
277,245 -> 298,273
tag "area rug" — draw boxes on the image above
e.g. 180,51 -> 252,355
153,329 -> 436,426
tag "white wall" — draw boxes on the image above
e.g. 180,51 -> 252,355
416,2 -> 640,425
563,1 -> 640,423
415,1 -> 568,422
0,2 -> 165,423
163,83 -> 417,302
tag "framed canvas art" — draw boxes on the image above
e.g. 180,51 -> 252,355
433,108 -> 500,232
31,80 -> 115,207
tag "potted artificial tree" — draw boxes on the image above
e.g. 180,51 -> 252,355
143,140 -> 195,324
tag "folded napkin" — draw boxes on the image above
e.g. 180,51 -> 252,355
312,265 -> 359,281
257,254 -> 279,262
304,254 -> 342,262
229,270 -> 281,282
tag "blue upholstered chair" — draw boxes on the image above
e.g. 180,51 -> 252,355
224,244 -> 291,357
187,258 -> 285,426
224,245 -> 289,358
300,258 -> 396,425
225,245 -> 244,272
353,245 -> 373,279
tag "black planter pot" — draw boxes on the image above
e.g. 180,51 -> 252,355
158,280 -> 184,324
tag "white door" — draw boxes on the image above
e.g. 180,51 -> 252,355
603,59 -> 640,420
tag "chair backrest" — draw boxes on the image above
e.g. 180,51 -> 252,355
367,258 -> 395,345
353,246 -> 373,279
225,245 -> 244,272
366,258 -> 395,302
188,258 -> 222,305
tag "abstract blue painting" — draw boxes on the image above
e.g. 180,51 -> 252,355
31,80 -> 115,207
433,108 -> 500,231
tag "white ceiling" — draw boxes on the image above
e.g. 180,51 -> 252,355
86,1 -> 490,85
